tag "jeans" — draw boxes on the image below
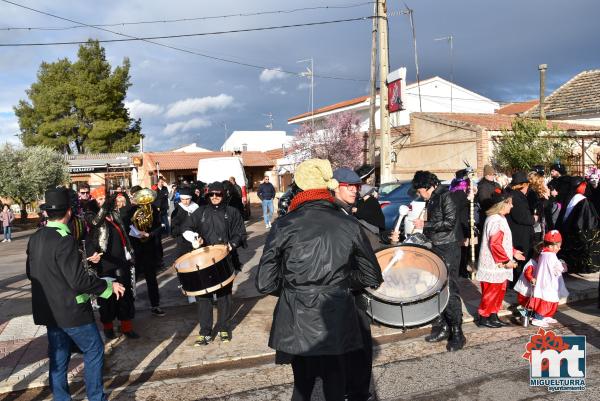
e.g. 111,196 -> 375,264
3,226 -> 11,240
261,199 -> 274,225
47,323 -> 107,401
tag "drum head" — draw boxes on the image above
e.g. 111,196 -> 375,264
366,244 -> 448,304
174,244 -> 229,273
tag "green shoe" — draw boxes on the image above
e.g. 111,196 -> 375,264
218,331 -> 230,343
194,335 -> 212,346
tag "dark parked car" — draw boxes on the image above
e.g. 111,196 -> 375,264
378,180 -> 419,231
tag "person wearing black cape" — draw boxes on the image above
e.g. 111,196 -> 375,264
555,176 -> 600,274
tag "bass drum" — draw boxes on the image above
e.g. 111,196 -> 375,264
359,244 -> 449,328
173,245 -> 235,296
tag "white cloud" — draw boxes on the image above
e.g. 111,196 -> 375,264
269,87 -> 287,95
166,94 -> 234,118
164,118 -> 212,135
259,68 -> 287,82
124,99 -> 164,118
0,113 -> 20,145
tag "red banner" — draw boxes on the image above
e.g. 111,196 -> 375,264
387,79 -> 403,113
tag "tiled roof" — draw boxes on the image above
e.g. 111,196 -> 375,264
527,70 -> 600,118
143,151 -> 276,171
65,153 -> 139,160
288,95 -> 369,122
66,153 -> 139,167
496,100 -> 539,115
414,113 -> 600,132
264,148 -> 285,161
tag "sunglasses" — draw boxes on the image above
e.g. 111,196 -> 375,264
339,183 -> 361,191
79,191 -> 90,195
208,192 -> 223,198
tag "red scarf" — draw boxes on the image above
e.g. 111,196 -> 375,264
288,189 -> 334,212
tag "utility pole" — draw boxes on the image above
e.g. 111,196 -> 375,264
367,1 -> 378,165
538,64 -> 547,121
378,0 -> 392,183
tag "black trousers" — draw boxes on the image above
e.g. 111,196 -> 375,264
142,262 -> 160,308
196,284 -> 232,336
291,354 -> 347,401
98,277 -> 135,323
344,301 -> 373,401
434,241 -> 463,326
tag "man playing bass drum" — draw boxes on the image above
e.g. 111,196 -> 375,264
182,181 -> 247,346
411,171 -> 466,352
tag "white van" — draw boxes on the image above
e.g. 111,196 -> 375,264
197,157 -> 250,218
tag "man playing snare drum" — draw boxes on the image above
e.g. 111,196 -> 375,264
182,181 -> 246,345
411,170 -> 466,352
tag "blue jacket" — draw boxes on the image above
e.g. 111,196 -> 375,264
258,182 -> 276,201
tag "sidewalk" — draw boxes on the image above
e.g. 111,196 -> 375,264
1,219 -> 598,394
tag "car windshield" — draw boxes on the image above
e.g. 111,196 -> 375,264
379,182 -> 406,196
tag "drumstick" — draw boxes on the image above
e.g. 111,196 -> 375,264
382,248 -> 404,275
86,253 -> 103,260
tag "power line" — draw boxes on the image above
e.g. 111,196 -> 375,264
0,17 -> 373,47
1,2 -> 374,31
0,0 -> 369,82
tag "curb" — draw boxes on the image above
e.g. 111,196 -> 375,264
2,290 -> 598,394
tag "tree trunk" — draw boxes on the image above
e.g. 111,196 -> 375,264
19,201 -> 28,221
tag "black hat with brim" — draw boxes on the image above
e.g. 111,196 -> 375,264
510,171 -> 529,186
40,187 -> 70,211
490,189 -> 511,205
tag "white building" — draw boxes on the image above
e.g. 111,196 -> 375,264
221,131 -> 293,152
288,75 -> 499,130
172,143 -> 212,152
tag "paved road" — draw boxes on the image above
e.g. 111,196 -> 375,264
10,301 -> 596,401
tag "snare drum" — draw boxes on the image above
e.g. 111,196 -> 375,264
173,245 -> 235,296
359,244 -> 449,328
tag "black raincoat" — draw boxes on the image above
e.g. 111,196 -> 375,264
256,199 -> 382,358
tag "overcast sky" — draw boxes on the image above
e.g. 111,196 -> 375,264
1,0 -> 599,151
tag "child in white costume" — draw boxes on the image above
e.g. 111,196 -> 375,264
514,230 -> 569,328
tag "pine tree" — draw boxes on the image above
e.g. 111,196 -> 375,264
14,40 -> 142,154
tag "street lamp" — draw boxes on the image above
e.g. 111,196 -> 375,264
297,58 -> 314,130
434,35 -> 454,112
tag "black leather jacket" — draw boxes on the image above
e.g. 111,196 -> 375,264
256,199 -> 382,356
423,185 -> 462,245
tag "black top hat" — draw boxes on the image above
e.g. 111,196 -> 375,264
550,163 -> 567,176
510,171 -> 529,186
40,188 -> 70,211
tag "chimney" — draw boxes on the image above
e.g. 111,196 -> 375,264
538,64 -> 547,120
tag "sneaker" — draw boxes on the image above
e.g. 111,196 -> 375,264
531,319 -> 549,328
194,335 -> 212,346
1,239 -> 6,243
123,331 -> 141,339
543,317 -> 558,324
218,331 -> 230,343
151,307 -> 166,317
7,239 -> 11,242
